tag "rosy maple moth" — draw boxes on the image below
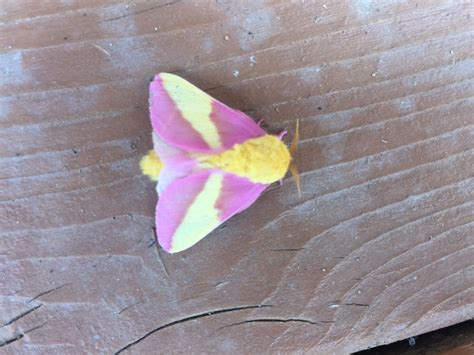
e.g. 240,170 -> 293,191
140,73 -> 299,253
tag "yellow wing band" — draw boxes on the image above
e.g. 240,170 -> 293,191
161,73 -> 221,149
170,173 -> 223,253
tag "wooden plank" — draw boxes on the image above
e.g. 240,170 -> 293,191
1,0 -> 473,353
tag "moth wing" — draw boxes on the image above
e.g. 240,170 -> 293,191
151,133 -> 195,193
156,170 -> 267,253
149,73 -> 265,153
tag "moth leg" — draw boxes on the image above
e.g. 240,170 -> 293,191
278,130 -> 287,139
279,179 -> 283,186
257,119 -> 265,127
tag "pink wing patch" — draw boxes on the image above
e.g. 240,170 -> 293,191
216,174 -> 267,221
210,103 -> 266,151
149,73 -> 265,153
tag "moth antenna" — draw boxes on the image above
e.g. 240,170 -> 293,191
289,119 -> 301,197
289,162 -> 301,198
290,119 -> 299,155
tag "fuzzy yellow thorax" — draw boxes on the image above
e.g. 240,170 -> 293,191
140,150 -> 163,181
204,135 -> 291,184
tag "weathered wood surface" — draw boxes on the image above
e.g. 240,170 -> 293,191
1,0 -> 473,353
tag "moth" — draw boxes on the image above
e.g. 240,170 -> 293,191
140,73 -> 299,253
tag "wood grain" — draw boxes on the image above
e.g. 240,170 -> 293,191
1,0 -> 473,353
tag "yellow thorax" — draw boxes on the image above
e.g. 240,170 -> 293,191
203,135 -> 291,184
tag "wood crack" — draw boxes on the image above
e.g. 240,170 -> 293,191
270,248 -> 306,252
217,317 -> 326,331
100,0 -> 182,23
0,333 -> 23,347
0,321 -> 47,347
115,304 -> 272,353
343,303 -> 370,307
1,304 -> 42,328
27,283 -> 69,303
118,300 -> 142,315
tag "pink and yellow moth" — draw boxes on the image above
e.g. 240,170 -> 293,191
140,73 -> 299,253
